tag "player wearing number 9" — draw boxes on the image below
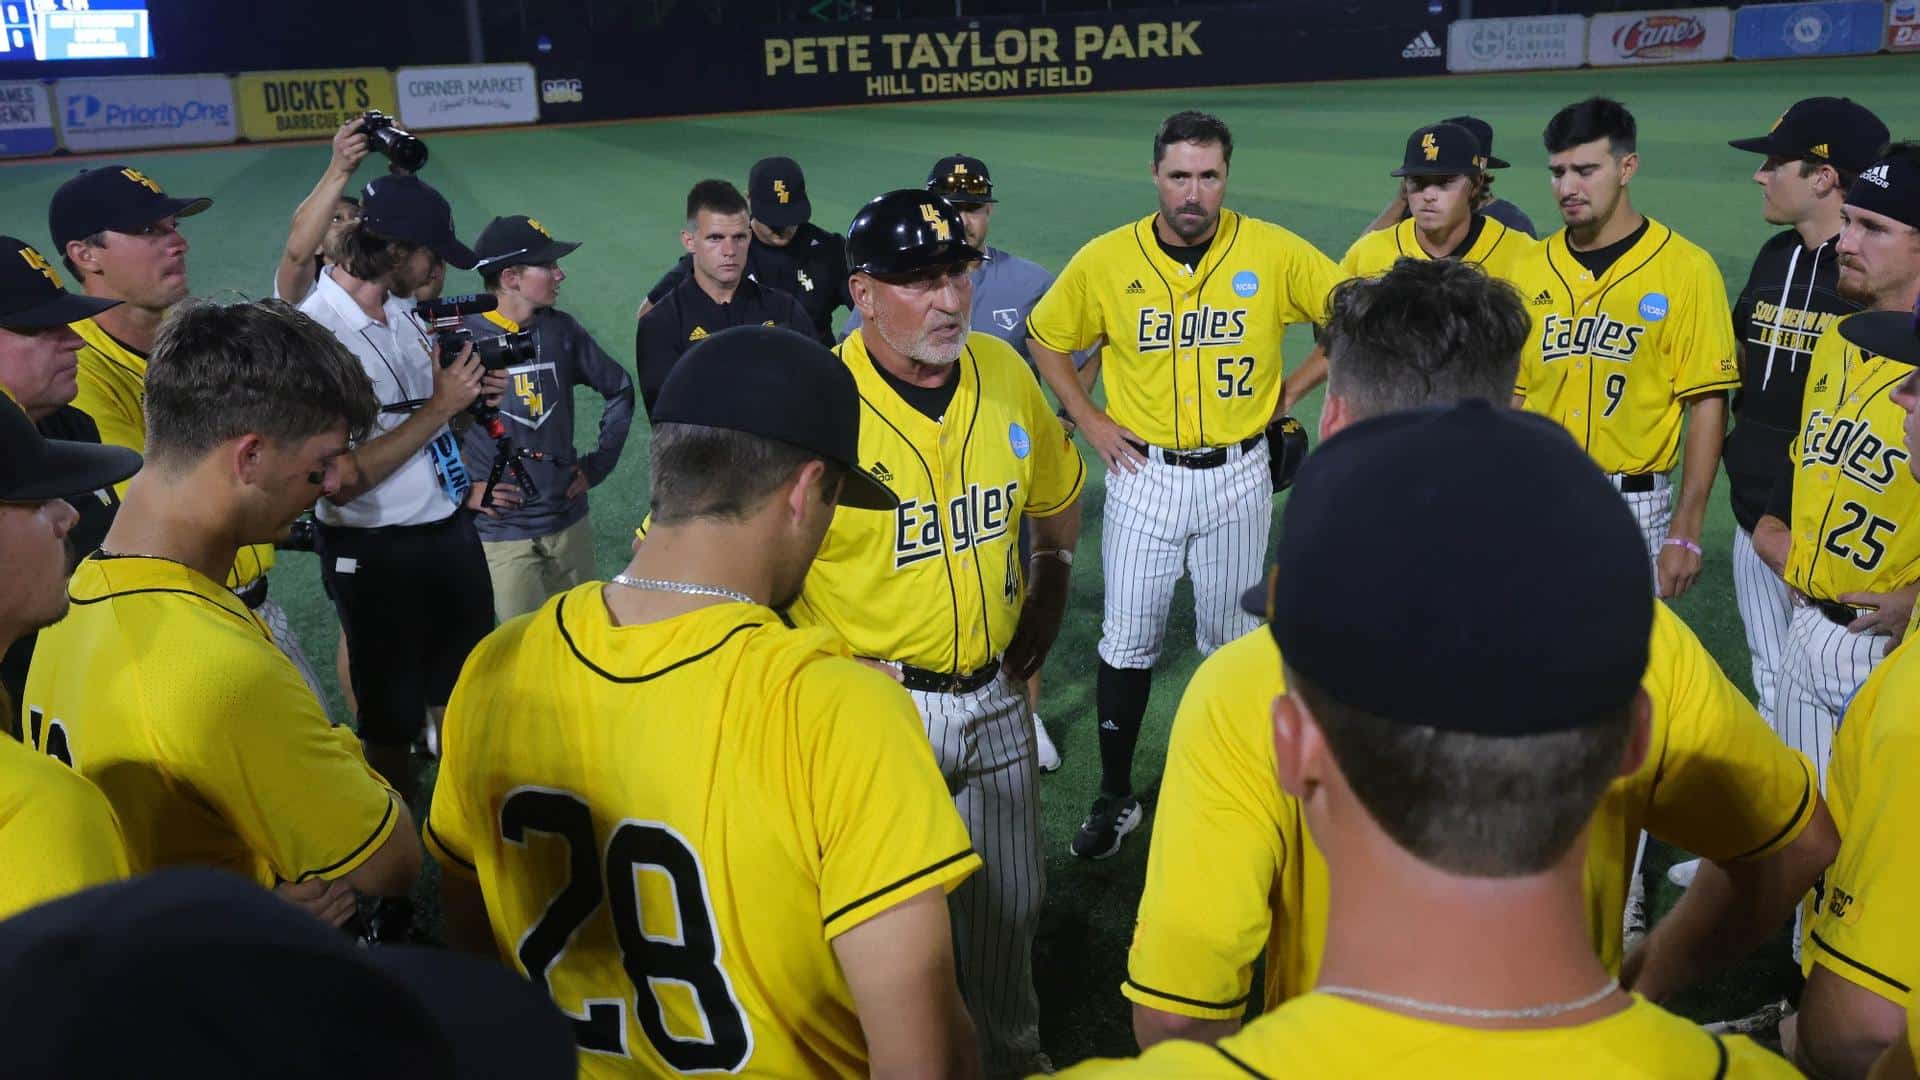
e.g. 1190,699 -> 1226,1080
1752,144 -> 1920,789
425,326 -> 984,1079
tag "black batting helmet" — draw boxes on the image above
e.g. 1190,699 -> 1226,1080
845,189 -> 984,276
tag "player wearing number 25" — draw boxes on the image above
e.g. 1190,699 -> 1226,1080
1512,98 -> 1739,601
426,326 -> 984,1079
1752,144 -> 1920,788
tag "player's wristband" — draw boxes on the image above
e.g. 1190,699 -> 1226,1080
1662,537 -> 1703,556
1031,548 -> 1074,568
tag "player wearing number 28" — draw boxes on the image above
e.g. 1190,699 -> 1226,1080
426,327 -> 983,1079
1512,99 -> 1739,601
1753,144 -> 1920,788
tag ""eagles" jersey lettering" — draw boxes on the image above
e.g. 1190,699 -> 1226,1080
1540,313 -> 1646,364
893,481 -> 1021,569
1134,305 -> 1250,352
1801,412 -> 1910,494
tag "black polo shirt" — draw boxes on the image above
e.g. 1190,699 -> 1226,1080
644,222 -> 850,345
635,273 -> 813,416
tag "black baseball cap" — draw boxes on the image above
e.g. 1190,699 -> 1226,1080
1838,298 -> 1920,367
927,154 -> 996,204
1846,147 -> 1920,232
360,174 -> 478,270
0,392 -> 141,503
653,325 -> 898,511
1728,97 -> 1889,176
48,165 -> 211,254
1392,122 -> 1488,179
748,156 -> 812,230
473,215 -> 581,271
1438,115 -> 1511,169
1256,400 -> 1652,736
0,235 -> 120,330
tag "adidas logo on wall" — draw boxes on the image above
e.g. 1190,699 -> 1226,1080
1401,31 -> 1442,59
1125,279 -> 1145,295
1859,164 -> 1891,189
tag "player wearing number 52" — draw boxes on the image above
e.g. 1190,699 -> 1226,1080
1511,98 -> 1739,601
426,327 -> 985,1079
1752,144 -> 1920,788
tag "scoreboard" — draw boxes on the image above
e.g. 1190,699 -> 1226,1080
1,0 -> 153,62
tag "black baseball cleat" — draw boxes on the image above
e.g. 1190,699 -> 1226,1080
1071,794 -> 1142,859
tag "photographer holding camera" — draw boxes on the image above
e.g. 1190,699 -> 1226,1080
296,173 -> 503,812
458,216 -> 632,622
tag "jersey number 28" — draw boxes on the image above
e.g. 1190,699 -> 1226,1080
502,788 -> 753,1071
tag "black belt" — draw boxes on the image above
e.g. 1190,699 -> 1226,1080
233,575 -> 269,611
318,510 -> 466,539
899,658 -> 1002,695
1613,473 -> 1661,493
1813,599 -> 1861,627
1127,433 -> 1264,470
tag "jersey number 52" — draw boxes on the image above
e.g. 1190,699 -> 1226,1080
502,788 -> 754,1071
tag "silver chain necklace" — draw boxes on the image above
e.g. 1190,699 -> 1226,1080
609,574 -> 756,606
1313,977 -> 1619,1021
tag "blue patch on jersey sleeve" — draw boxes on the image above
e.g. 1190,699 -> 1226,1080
1638,293 -> 1669,322
1232,270 -> 1260,298
1009,422 -> 1031,459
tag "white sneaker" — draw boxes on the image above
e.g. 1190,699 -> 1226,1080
1666,857 -> 1701,889
1623,872 -> 1648,952
1034,713 -> 1062,773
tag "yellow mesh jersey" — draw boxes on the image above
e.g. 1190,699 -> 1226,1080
21,554 -> 398,884
1337,214 -> 1538,284
1028,210 -> 1340,449
426,586 -> 980,1078
1513,220 -> 1739,475
0,732 -> 129,920
786,331 -> 1084,673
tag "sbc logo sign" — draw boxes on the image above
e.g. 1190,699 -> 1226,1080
540,78 -> 584,104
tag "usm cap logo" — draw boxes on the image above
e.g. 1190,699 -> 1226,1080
919,203 -> 952,241
18,245 -> 63,289
120,167 -> 161,194
773,179 -> 791,204
526,218 -> 552,238
1422,132 -> 1440,161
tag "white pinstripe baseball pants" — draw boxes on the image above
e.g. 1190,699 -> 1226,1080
1732,526 -> 1794,724
1771,605 -> 1890,787
1621,484 -> 1671,567
1096,441 -> 1270,670
910,673 -> 1044,1078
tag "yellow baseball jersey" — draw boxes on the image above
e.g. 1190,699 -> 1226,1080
1782,322 -> 1920,602
1027,210 -> 1340,450
1513,219 -> 1740,475
786,330 -> 1084,673
69,317 -> 274,588
1055,993 -> 1796,1077
21,554 -> 399,884
1126,605 -> 1817,1021
425,585 -> 980,1078
1337,214 -> 1537,284
0,730 -> 129,921
1801,634 -> 1920,1007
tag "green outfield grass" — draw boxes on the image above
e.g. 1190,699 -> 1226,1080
6,53 -> 1917,1066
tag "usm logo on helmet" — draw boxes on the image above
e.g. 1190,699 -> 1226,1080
120,168 -> 161,194
1422,132 -> 1440,161
18,245 -> 63,289
919,203 -> 952,241
526,218 -> 553,238
773,180 -> 791,205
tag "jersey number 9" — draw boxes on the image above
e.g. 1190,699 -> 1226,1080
1602,372 -> 1627,418
501,788 -> 754,1071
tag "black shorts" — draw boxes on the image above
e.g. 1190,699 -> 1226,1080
316,512 -> 495,747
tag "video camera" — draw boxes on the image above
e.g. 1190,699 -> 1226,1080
415,293 -> 538,371
360,110 -> 428,172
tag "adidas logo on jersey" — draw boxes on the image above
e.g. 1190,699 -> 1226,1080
1813,374 -> 1829,393
688,326 -> 708,342
1401,30 -> 1442,58
1530,289 -> 1553,306
1125,279 -> 1145,295
871,461 -> 894,484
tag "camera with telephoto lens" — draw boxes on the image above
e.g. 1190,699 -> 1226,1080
360,110 -> 428,172
415,293 -> 536,371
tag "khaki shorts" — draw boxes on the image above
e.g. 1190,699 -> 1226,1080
482,516 -> 597,623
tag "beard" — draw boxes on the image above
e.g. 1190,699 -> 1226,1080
873,305 -> 969,367
1164,203 -> 1216,243
1836,262 -> 1872,305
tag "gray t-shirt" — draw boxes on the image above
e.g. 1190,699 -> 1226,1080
457,306 -> 636,543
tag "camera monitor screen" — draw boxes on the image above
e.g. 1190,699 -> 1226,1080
1,0 -> 153,62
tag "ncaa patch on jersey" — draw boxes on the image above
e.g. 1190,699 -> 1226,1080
1638,293 -> 1669,322
1232,270 -> 1260,298
1009,422 -> 1031,459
